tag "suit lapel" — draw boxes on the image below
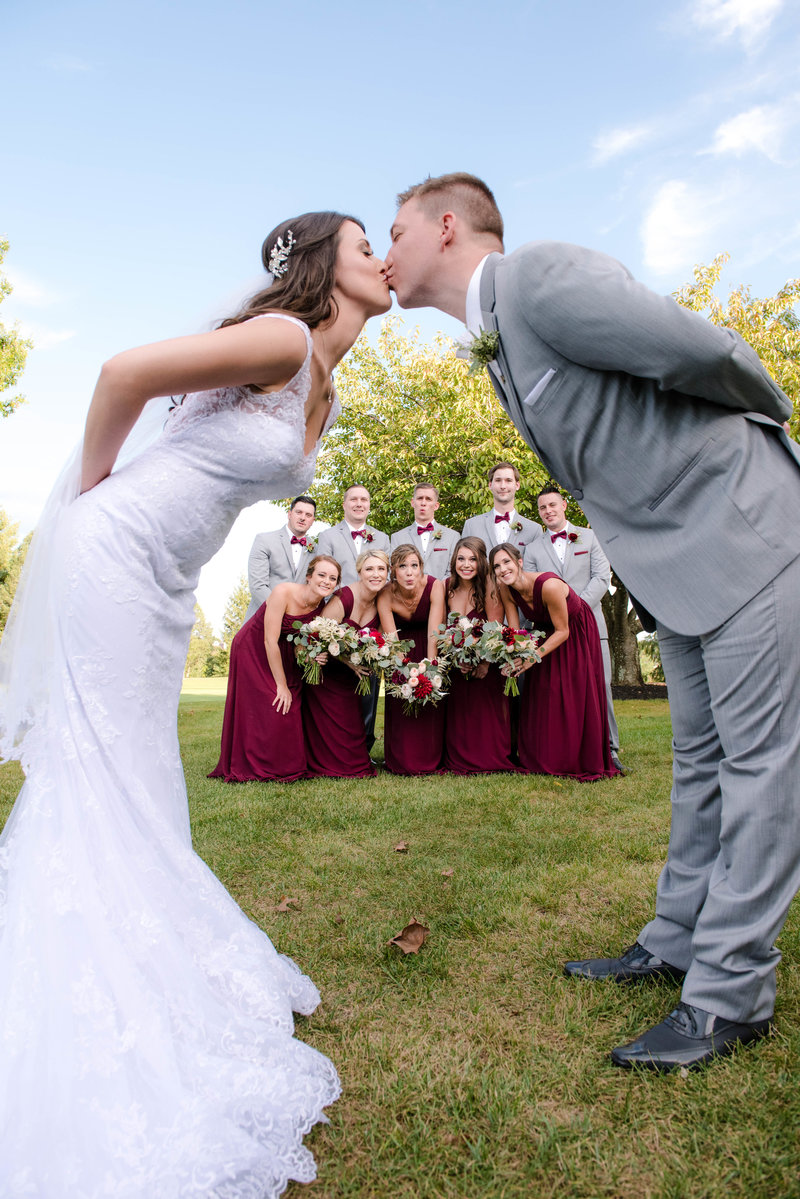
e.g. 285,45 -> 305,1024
280,527 -> 296,574
480,255 -> 545,461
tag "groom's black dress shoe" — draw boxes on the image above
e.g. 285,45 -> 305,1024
610,751 -> 628,774
564,942 -> 686,983
610,1002 -> 772,1071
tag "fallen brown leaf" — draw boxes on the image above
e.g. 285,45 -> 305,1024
275,896 -> 300,912
394,841 -> 409,853
441,868 -> 454,877
388,919 -> 430,955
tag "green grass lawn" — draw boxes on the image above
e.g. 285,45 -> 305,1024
2,697 -> 798,1198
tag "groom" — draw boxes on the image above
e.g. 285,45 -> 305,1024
385,172 -> 800,1071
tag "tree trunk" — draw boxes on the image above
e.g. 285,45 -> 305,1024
601,571 -> 644,686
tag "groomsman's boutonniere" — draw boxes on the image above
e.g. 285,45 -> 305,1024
365,532 -> 374,544
433,529 -> 442,541
511,521 -> 523,533
568,531 -> 581,544
465,329 -> 500,375
305,538 -> 318,554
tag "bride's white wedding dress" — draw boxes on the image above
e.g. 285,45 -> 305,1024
0,314 -> 341,1197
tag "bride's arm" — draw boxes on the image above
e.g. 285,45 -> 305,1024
81,318 -> 308,492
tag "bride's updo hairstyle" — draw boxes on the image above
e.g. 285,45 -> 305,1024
220,211 -> 364,330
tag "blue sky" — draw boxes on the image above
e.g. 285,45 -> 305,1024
3,0 -> 799,628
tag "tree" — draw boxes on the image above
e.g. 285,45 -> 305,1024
601,257 -> 800,682
0,239 -> 33,418
315,318 -> 551,532
0,508 -> 32,635
213,574 -> 251,675
184,604 -> 218,678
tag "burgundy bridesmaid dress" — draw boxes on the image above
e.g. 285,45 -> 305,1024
444,606 -> 516,774
510,573 -> 619,781
303,586 -> 377,778
209,599 -> 326,782
383,575 -> 445,775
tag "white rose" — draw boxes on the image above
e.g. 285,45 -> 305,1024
433,675 -> 442,688
459,617 -> 471,630
410,675 -> 420,688
329,642 -> 340,656
400,684 -> 412,699
380,645 -> 390,656
350,653 -> 362,665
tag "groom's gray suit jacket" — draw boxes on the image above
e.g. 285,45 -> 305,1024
478,247 -> 800,635
245,527 -> 312,619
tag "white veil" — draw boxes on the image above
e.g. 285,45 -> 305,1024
0,395 -> 173,767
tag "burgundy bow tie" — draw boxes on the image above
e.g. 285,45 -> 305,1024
494,512 -> 510,524
417,523 -> 434,535
551,530 -> 567,542
351,528 -> 366,540
290,536 -> 307,546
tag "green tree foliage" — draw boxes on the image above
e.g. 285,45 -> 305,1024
0,239 -> 33,418
314,319 -> 550,532
222,575 -> 250,649
0,509 -> 32,635
184,604 -> 219,678
673,253 -> 800,434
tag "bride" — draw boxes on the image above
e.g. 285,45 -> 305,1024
0,212 -> 390,1195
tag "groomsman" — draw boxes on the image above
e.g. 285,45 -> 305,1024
462,462 -> 543,554
317,485 -> 390,751
391,482 -> 460,579
245,495 -> 318,619
316,484 -> 390,586
523,486 -> 624,773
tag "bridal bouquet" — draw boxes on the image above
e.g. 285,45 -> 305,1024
286,616 -> 358,685
346,627 -> 397,696
384,655 -> 448,716
478,621 -> 543,697
435,612 -> 486,673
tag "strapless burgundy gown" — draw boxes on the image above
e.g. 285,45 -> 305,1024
510,574 -> 619,781
383,575 -> 445,775
443,605 -> 516,774
303,587 -> 376,778
209,599 -> 326,782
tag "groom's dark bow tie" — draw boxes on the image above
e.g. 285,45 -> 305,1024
351,529 -> 366,540
551,531 -> 567,542
494,512 -> 510,523
290,536 -> 307,546
417,523 -> 434,534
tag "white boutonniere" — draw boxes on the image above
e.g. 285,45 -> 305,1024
305,537 -> 318,554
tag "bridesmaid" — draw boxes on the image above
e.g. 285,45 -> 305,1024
378,543 -> 446,775
303,549 -> 390,778
209,554 -> 341,782
490,543 -> 619,781
444,537 -> 519,774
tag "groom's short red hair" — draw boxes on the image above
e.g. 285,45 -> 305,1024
397,173 -> 504,244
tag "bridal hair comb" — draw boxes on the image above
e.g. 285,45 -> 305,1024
267,230 -> 296,279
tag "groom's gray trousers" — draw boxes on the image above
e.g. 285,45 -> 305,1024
638,551 -> 800,1023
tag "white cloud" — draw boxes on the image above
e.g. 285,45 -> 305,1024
592,124 -> 653,165
640,180 -> 722,275
689,0 -> 784,50
4,270 -> 60,307
17,321 -> 76,350
708,98 -> 799,160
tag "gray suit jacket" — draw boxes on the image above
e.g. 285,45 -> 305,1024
478,246 -> 800,635
390,522 -> 460,579
246,527 -> 314,619
316,521 -> 390,586
461,510 -> 543,557
523,523 -> 610,638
